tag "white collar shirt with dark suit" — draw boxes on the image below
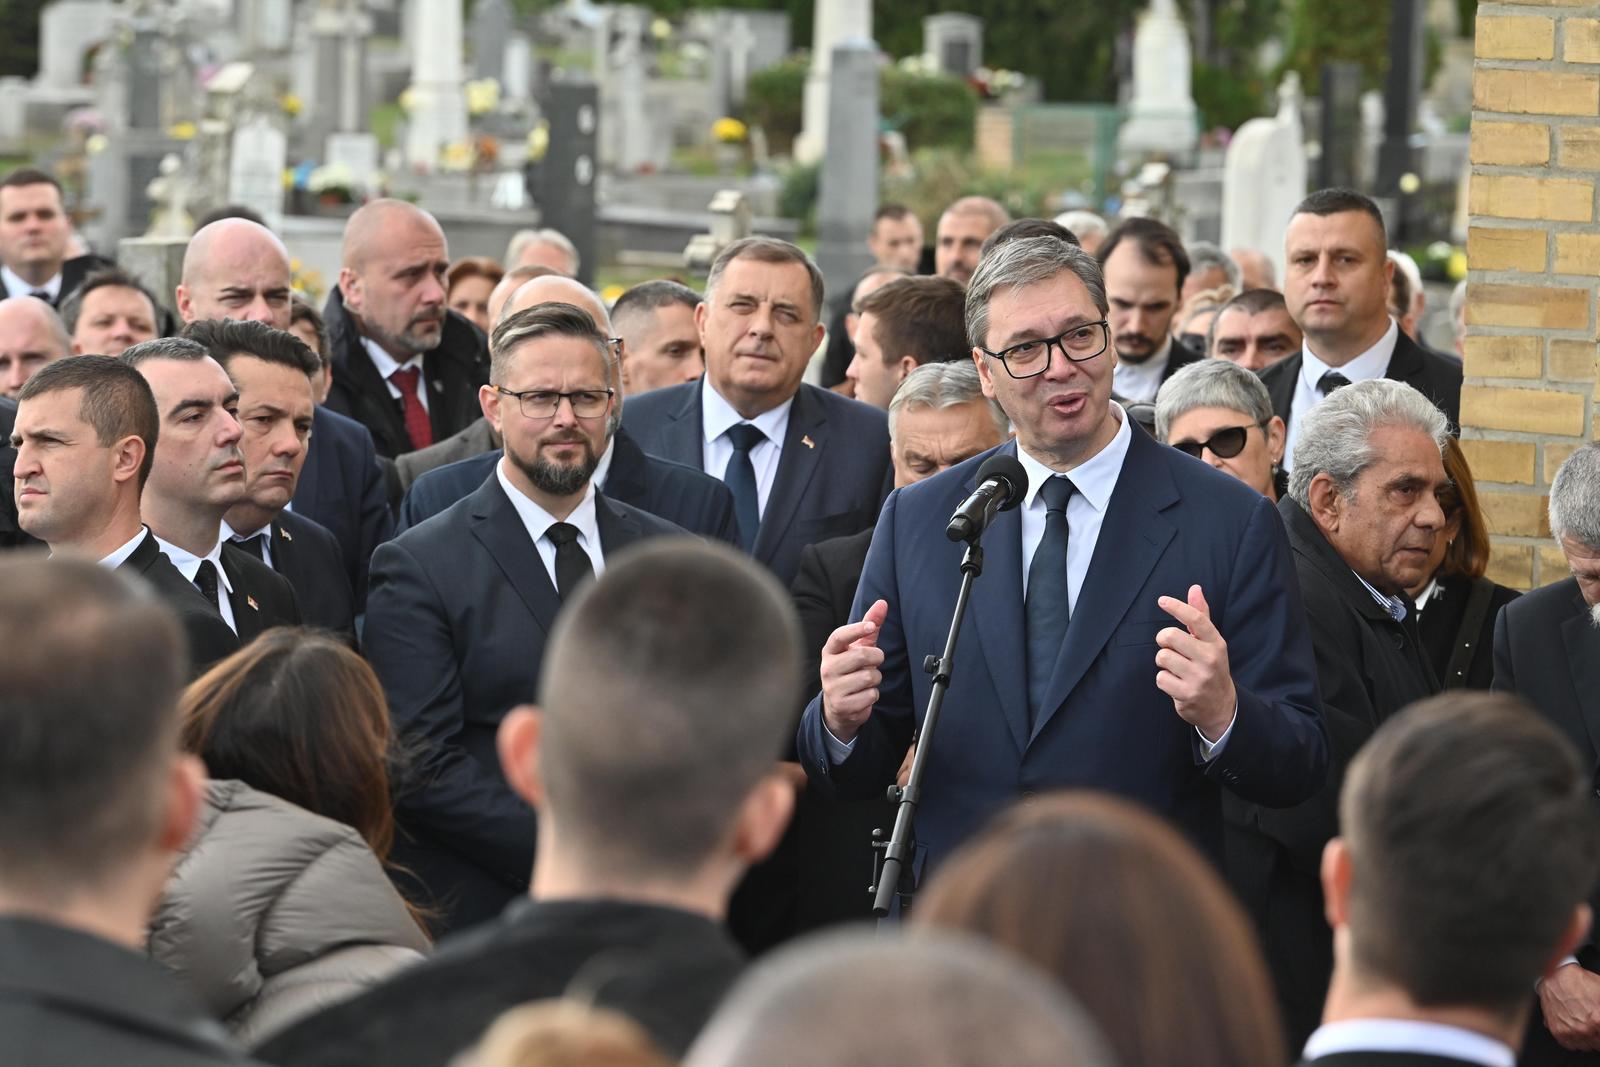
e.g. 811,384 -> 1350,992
700,377 -> 791,517
1283,318 -> 1400,470
1300,1018 -> 1514,1067
494,458 -> 604,586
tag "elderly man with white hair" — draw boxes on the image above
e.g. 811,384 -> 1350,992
1493,440 -> 1600,1063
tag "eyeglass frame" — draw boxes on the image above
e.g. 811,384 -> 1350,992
1168,420 -> 1267,461
492,384 -> 616,420
976,319 -> 1111,380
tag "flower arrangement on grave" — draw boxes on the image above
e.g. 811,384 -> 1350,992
280,93 -> 303,118
307,163 -> 357,205
527,121 -> 550,163
290,258 -> 324,304
166,121 -> 197,140
712,118 -> 748,144
967,67 -> 1025,103
466,79 -> 501,117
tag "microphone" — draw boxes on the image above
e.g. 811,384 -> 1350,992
946,454 -> 1028,543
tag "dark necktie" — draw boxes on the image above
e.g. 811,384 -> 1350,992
546,522 -> 594,600
723,423 -> 765,551
233,533 -> 267,562
193,559 -> 222,611
1025,475 -> 1076,729
29,290 -> 49,304
1318,370 -> 1351,396
389,366 -> 434,450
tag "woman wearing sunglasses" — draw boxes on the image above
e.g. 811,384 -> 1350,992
1154,359 -> 1287,501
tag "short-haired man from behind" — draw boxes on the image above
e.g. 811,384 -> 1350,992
1301,692 -> 1600,1067
0,558 -> 259,1066
0,167 -> 112,305
0,292 -> 71,398
1209,288 -> 1303,370
258,541 -> 803,1066
1096,216 -> 1204,405
609,278 -> 705,395
844,275 -> 968,410
1493,441 -> 1600,1063
11,355 -> 239,674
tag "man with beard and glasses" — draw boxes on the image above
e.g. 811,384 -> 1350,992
361,304 -> 688,935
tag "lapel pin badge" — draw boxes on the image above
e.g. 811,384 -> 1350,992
246,595 -> 260,612
279,527 -> 293,541
801,435 -> 815,450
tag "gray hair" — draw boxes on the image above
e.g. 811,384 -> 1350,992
705,237 -> 826,325
1054,209 -> 1108,242
1154,358 -> 1274,441
1550,442 -> 1600,552
888,361 -> 1010,441
504,227 -> 580,275
685,929 -> 1115,1067
488,302 -> 611,387
966,236 -> 1108,352
1287,379 -> 1449,507
118,335 -> 211,368
1187,241 -> 1242,289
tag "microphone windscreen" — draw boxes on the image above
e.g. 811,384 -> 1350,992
975,453 -> 1029,512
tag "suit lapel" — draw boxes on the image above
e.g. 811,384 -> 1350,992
965,441 -> 1030,753
658,382 -> 706,468
1033,429 -> 1178,742
753,386 -> 825,563
466,479 -> 561,635
595,492 -> 645,555
1265,353 -> 1299,423
1561,594 -> 1600,765
602,430 -> 649,502
218,550 -> 265,643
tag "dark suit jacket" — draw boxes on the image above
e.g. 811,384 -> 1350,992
322,288 -> 490,459
397,428 -> 740,545
1,254 -> 115,305
1164,334 -> 1206,381
796,430 -> 1328,875
255,899 -> 743,1066
394,415 -> 498,492
364,476 -> 688,933
1228,497 -> 1439,1047
254,510 -> 356,643
292,405 -> 394,608
792,527 -> 873,705
621,380 -> 891,585
1416,573 -> 1520,690
0,917 -> 256,1066
218,542 -> 301,643
1259,329 -> 1464,434
118,530 -> 239,676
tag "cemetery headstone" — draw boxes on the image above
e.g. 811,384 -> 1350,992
1118,0 -> 1198,161
404,0 -> 468,170
922,13 -> 983,79
1220,72 -> 1306,281
795,0 -> 871,166
542,81 -> 599,286
228,114 -> 288,229
469,0 -> 514,84
814,40 -> 879,310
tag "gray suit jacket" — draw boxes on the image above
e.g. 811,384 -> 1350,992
394,417 -> 499,492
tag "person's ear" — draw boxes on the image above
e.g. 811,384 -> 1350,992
1307,471 -> 1343,534
1265,416 -> 1286,465
728,772 -> 795,866
1321,837 -> 1353,929
497,706 -> 545,808
971,348 -> 997,399
111,435 -> 145,486
694,300 -> 709,345
158,754 -> 207,855
810,319 -> 826,350
480,382 -> 504,431
338,268 -> 362,314
174,284 -> 195,325
896,355 -> 919,382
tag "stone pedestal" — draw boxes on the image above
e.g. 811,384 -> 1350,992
117,235 -> 189,309
1118,0 -> 1198,161
404,0 -> 468,170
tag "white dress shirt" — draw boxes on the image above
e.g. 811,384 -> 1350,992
701,378 -> 791,517
222,519 -> 274,570
592,437 -> 616,490
2,264 -> 60,302
1303,1019 -> 1514,1067
154,532 -> 238,634
362,336 -> 430,413
1284,318 -> 1400,469
96,527 -> 149,569
495,457 -> 604,590
1112,335 -> 1172,404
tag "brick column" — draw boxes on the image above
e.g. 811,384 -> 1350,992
1466,3 -> 1600,589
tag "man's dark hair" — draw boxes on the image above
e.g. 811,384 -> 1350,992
980,219 -> 1082,260
182,317 -> 320,378
610,279 -> 702,325
118,335 -> 211,369
875,202 -> 916,225
0,167 -> 63,196
0,558 -> 184,896
1341,692 -> 1600,1014
193,203 -> 268,230
289,295 -> 331,369
58,267 -> 162,335
1217,287 -> 1290,319
1095,218 -> 1190,294
16,355 -> 160,488
537,541 -> 802,880
855,276 -> 969,367
1292,187 -> 1388,244
489,301 -> 611,385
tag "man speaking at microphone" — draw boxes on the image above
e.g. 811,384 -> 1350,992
798,235 -> 1327,880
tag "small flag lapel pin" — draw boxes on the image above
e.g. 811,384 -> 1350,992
246,595 -> 260,612
801,435 -> 815,450
279,527 -> 293,542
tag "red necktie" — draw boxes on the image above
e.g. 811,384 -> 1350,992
389,366 -> 434,450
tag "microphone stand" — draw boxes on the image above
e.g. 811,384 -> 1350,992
870,537 -> 985,920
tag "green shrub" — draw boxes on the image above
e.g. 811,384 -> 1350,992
778,161 -> 821,234
745,56 -> 808,156
880,68 -> 979,151
1192,62 -> 1268,133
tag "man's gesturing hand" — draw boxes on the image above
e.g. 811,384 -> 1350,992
1156,584 -> 1237,742
820,599 -> 889,744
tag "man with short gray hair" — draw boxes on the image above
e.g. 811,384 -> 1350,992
504,227 -> 580,276
1494,440 -> 1600,1061
1182,240 -> 1242,304
1235,377 -> 1448,1045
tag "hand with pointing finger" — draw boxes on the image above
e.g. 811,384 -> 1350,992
1155,584 -> 1236,742
820,598 -> 889,744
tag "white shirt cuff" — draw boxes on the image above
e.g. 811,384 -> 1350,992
823,722 -> 857,765
1196,705 -> 1238,761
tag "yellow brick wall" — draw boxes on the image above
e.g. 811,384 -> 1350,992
1468,3 -> 1600,590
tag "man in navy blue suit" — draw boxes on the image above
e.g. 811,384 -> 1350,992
620,238 -> 891,586
798,235 -> 1327,880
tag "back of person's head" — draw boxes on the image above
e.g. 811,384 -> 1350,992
1337,692 -> 1600,1013
179,628 -> 398,860
916,791 -> 1283,1067
854,275 -> 968,367
980,218 -> 1081,259
527,540 -> 802,881
458,1000 -> 674,1067
0,558 -> 190,902
685,929 -> 1115,1067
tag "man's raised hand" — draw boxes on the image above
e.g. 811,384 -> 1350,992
819,599 -> 889,744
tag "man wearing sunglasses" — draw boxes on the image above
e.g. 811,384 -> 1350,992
799,234 -> 1326,891
363,302 -> 687,935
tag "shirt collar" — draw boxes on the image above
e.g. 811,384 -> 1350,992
1016,401 -> 1133,514
701,377 -> 793,447
220,519 -> 270,544
1111,336 -> 1171,391
495,455 -> 601,550
593,437 -> 616,489
1304,1019 -> 1514,1067
1302,318 -> 1400,390
96,527 -> 149,569
2,264 -> 60,301
152,531 -> 235,594
361,335 -> 424,382
1354,569 -> 1408,622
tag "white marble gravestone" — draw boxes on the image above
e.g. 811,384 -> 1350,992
794,0 -> 871,166
228,114 -> 287,229
1220,73 -> 1307,280
1118,0 -> 1198,160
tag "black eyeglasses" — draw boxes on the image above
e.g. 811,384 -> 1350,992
1170,422 -> 1261,460
493,386 -> 614,419
978,320 -> 1110,379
